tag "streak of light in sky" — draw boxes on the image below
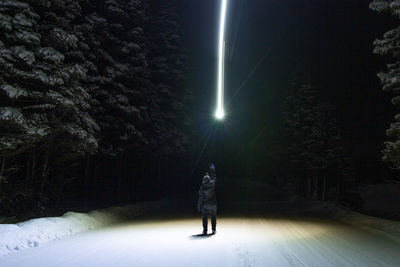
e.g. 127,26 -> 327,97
215,0 -> 228,120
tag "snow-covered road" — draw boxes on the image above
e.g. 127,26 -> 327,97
1,213 -> 400,267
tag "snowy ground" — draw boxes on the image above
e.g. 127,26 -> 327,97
305,198 -> 400,244
0,199 -> 176,257
1,194 -> 400,266
1,211 -> 400,267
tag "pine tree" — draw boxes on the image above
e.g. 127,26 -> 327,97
0,0 -> 98,160
79,0 -> 151,157
370,0 -> 400,168
0,0 -> 100,211
283,72 -> 347,200
0,0 -> 193,214
145,0 -> 191,156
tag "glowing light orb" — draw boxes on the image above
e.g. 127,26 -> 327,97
215,0 -> 228,121
215,109 -> 225,120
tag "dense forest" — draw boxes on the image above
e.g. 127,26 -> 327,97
276,0 -> 400,210
1,0 -> 400,220
282,72 -> 354,202
371,0 -> 400,168
2,1 -> 400,265
0,0 -> 192,216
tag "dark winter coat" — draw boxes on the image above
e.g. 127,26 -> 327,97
197,170 -> 217,212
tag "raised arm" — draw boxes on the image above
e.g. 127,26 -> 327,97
210,163 -> 216,182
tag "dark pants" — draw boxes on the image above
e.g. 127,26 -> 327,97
202,206 -> 217,232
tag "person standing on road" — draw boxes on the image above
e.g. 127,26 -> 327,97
197,163 -> 217,235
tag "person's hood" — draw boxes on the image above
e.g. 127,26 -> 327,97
203,175 -> 211,184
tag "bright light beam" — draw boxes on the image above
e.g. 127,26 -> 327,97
215,0 -> 228,120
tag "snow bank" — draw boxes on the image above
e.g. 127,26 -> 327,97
265,195 -> 400,243
0,198 -> 177,257
308,200 -> 400,244
358,184 -> 400,219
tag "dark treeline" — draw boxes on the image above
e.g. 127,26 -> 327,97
371,1 -> 400,169
2,0 -> 400,219
239,71 -> 356,206
282,71 -> 354,202
237,1 -> 400,213
0,0 -> 192,216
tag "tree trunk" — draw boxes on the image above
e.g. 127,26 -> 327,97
322,173 -> 327,201
336,172 -> 342,202
84,157 -> 90,206
312,174 -> 318,200
39,144 -> 51,201
307,176 -> 312,198
117,152 -> 124,202
133,157 -> 138,202
93,163 -> 99,202
0,157 -> 5,195
122,153 -> 128,201
31,151 -> 36,186
26,152 -> 31,186
157,157 -> 162,198
0,156 -> 5,183
140,159 -> 145,199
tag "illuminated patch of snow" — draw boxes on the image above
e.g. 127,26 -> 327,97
0,199 -> 176,257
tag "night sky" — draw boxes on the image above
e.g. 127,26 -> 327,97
178,0 -> 398,182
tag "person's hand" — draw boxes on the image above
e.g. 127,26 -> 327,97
197,207 -> 201,213
209,163 -> 215,170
